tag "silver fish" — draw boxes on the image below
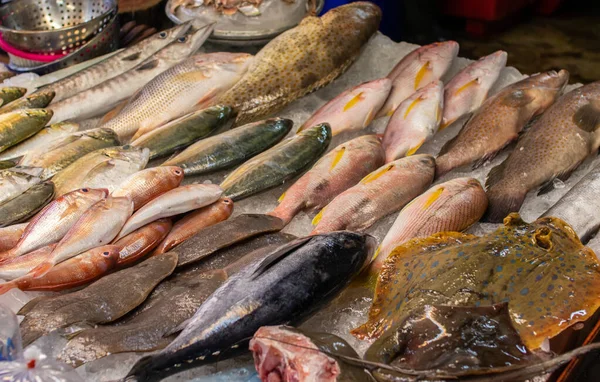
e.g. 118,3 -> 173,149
0,122 -> 79,161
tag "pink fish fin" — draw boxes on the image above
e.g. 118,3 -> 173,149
99,99 -> 129,125
30,261 -> 54,279
363,108 -> 376,128
196,88 -> 219,108
0,281 -> 16,295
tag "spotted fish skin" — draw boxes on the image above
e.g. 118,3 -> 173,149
485,80 -> 600,223
378,41 -> 458,118
372,177 -> 488,273
218,2 -> 382,125
355,214 -> 600,357
436,70 -> 569,178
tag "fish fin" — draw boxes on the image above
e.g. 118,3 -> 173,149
121,52 -> 142,61
360,164 -> 395,184
573,103 -> 600,133
343,92 -> 364,111
483,188 -> 527,223
18,296 -> 45,315
312,208 -> 324,226
135,59 -> 160,72
471,144 -> 509,170
250,237 -> 313,280
330,146 -> 346,170
0,281 -> 16,295
99,99 -> 129,124
165,318 -> 192,337
363,108 -> 376,128
403,97 -> 422,119
437,135 -> 458,157
414,61 -> 431,89
277,192 -> 286,203
195,88 -> 218,107
501,89 -> 534,108
405,140 -> 424,156
537,166 -> 579,196
453,78 -> 479,96
485,160 -> 508,190
422,187 -> 444,209
537,179 -> 556,196
30,261 -> 54,279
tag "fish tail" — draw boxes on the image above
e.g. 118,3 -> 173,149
30,261 -> 54,279
0,281 -> 16,295
483,187 -> 526,223
125,355 -> 160,382
267,205 -> 298,226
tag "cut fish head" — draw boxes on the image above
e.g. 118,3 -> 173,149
514,69 -> 570,112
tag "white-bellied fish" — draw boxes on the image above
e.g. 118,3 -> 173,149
0,122 -> 79,161
111,166 -> 184,210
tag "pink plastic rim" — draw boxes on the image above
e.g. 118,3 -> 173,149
0,33 -> 67,62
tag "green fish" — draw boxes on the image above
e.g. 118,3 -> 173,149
221,123 -> 331,200
162,117 -> 293,175
0,109 -> 53,153
0,181 -> 54,227
0,90 -> 55,114
131,105 -> 234,160
0,87 -> 26,106
353,213 -> 600,359
0,158 -> 17,169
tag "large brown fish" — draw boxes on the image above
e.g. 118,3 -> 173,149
218,2 -> 382,125
485,81 -> 600,222
436,70 -> 569,177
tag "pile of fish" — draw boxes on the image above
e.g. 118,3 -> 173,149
2,1 -> 600,381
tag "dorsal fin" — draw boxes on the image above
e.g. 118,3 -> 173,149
136,59 -> 160,72
121,52 -> 141,61
250,236 -> 313,280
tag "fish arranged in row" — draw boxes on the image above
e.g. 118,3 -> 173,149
35,23 -> 191,103
382,80 -> 443,162
101,52 -> 253,142
311,155 -> 435,234
270,134 -> 385,225
114,219 -> 172,267
132,105 -> 234,160
0,109 -> 53,153
0,87 -> 26,106
18,253 -> 177,346
298,78 -> 392,136
0,90 -> 55,114
112,166 -> 184,210
0,167 -> 43,207
0,181 -> 54,227
378,41 -> 458,117
436,70 -> 569,177
485,80 -> 600,222
0,244 -> 56,280
48,23 -> 214,124
163,118 -> 293,175
218,2 -> 382,125
0,122 -> 79,161
221,124 -> 331,200
372,177 -> 488,273
125,232 -> 375,381
441,50 -> 507,127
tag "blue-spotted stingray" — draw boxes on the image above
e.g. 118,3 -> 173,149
352,213 -> 600,359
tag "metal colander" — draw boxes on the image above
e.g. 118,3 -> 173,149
0,0 -> 117,54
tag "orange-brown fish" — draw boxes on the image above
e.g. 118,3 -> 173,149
269,135 -> 385,225
114,219 -> 172,267
378,41 -> 458,118
372,177 -> 488,273
0,223 -> 27,252
0,244 -> 55,280
485,80 -> 600,223
0,188 -> 108,261
111,166 -> 184,211
218,2 -> 382,125
311,155 -> 435,234
152,198 -> 233,256
0,245 -> 120,295
436,70 -> 569,178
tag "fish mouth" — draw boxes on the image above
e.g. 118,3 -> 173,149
172,20 -> 194,39
186,22 -> 216,51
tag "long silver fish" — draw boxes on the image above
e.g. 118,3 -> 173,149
48,23 -> 214,124
35,23 -> 192,103
99,52 -> 253,142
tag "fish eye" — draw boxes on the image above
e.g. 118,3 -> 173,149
103,251 -> 110,256
178,36 -> 188,43
223,199 -> 231,204
174,169 -> 182,175
159,31 -> 168,39
82,188 -> 89,192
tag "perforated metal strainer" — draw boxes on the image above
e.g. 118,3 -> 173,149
0,0 -> 117,53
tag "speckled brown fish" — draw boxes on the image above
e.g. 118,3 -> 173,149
353,213 -> 600,354
436,70 -> 569,177
485,81 -> 600,222
218,2 -> 382,125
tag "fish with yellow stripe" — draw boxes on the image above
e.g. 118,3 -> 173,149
269,135 -> 385,225
382,81 -> 443,163
377,41 -> 458,118
297,78 -> 391,135
441,50 -> 507,128
310,154 -> 435,234
371,177 -> 487,274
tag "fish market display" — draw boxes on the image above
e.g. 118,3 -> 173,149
51,146 -> 150,196
101,52 -> 253,142
19,253 -> 177,346
153,198 -> 234,256
311,155 -> 435,234
0,122 -> 79,161
30,196 -> 133,277
270,135 -> 385,225
378,41 -> 459,117
111,166 -> 184,210
163,118 -> 293,176
0,245 -> 120,295
297,78 -> 392,135
0,223 -> 27,252
0,90 -> 55,114
354,214 -> 600,354
485,80 -> 600,222
0,109 -> 53,153
218,2 -> 382,125
48,24 -> 214,124
436,70 -> 569,177
0,167 -> 43,207
36,23 -> 192,103
441,50 -> 507,127
541,163 -> 600,242
117,184 -> 223,239
20,128 -> 120,180
0,181 -> 54,227
125,232 -> 375,381
382,80 -> 443,162
0,244 -> 55,280
114,219 -> 172,267
373,177 -> 488,272
131,105 -> 234,160
0,87 -> 26,106
221,124 -> 331,200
